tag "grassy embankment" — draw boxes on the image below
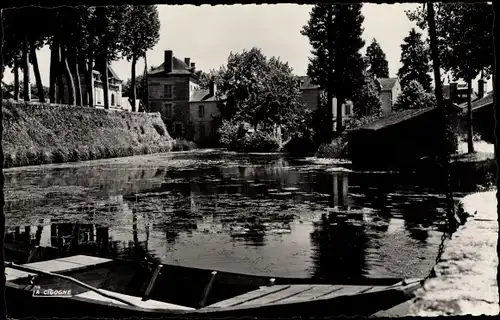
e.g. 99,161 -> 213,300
2,99 -> 196,168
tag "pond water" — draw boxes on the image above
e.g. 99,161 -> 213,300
3,150 -> 484,282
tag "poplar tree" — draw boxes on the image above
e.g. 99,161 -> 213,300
365,38 -> 389,78
397,28 -> 432,92
301,4 -> 366,138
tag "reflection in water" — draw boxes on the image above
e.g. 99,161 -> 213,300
310,212 -> 369,282
3,151 -> 487,279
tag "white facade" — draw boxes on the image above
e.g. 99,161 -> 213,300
332,97 -> 354,130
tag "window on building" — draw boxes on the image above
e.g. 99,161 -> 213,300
198,105 -> 205,118
345,103 -> 351,116
164,85 -> 173,99
111,93 -> 115,106
165,103 -> 173,118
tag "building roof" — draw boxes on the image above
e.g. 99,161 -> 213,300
458,91 -> 494,112
298,76 -> 320,90
94,65 -> 122,82
189,88 -> 226,103
354,107 -> 436,132
377,78 -> 398,91
148,57 -> 196,76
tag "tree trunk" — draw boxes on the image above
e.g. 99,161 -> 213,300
101,53 -> 110,109
143,54 -> 149,112
336,94 -> 344,134
70,48 -> 83,106
49,44 -> 57,103
466,77 -> 474,153
30,44 -> 45,103
55,43 -> 65,104
79,57 -> 89,106
61,46 -> 75,105
87,52 -> 95,107
13,57 -> 20,101
326,6 -> 334,141
22,33 -> 31,102
131,55 -> 137,112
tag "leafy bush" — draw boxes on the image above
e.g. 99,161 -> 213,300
217,120 -> 240,149
315,135 -> 349,159
393,80 -> 436,111
314,113 -> 382,159
172,139 -> 197,151
218,120 -> 281,152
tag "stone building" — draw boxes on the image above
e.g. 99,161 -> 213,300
188,81 -> 225,147
147,50 -> 202,139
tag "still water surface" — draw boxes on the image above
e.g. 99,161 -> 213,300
4,150 -> 478,281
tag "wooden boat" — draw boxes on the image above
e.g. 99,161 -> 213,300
5,254 -> 421,318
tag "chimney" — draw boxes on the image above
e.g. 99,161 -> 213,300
184,57 -> 191,67
449,82 -> 458,103
209,80 -> 216,97
164,50 -> 173,74
478,79 -> 485,98
190,62 -> 196,70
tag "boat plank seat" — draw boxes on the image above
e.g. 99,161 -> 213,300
267,285 -> 344,304
5,268 -> 35,282
5,255 -> 112,282
239,285 -> 317,306
205,285 -> 292,308
75,289 -> 195,311
204,284 -> 379,309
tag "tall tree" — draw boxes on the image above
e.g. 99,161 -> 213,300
218,48 -> 306,134
93,5 -> 128,109
397,28 -> 432,92
365,38 -> 389,78
302,4 -> 366,137
407,3 -> 494,153
121,5 -> 160,112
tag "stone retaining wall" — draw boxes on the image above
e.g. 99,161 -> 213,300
409,191 -> 498,316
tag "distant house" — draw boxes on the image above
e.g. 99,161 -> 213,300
456,90 -> 495,143
297,76 -> 354,131
147,50 -> 202,138
298,76 -> 321,112
376,77 -> 402,115
443,81 -> 482,105
189,81 -> 226,146
332,98 -> 354,131
58,65 -> 123,110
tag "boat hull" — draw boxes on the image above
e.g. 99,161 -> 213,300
6,281 -> 418,318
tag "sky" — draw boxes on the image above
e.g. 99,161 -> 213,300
2,3 -> 491,93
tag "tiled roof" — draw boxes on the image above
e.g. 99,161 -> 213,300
148,57 -> 194,76
377,78 -> 398,91
93,65 -> 122,82
354,107 -> 436,131
458,91 -> 494,111
298,76 -> 320,90
108,66 -> 121,82
189,89 -> 226,102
